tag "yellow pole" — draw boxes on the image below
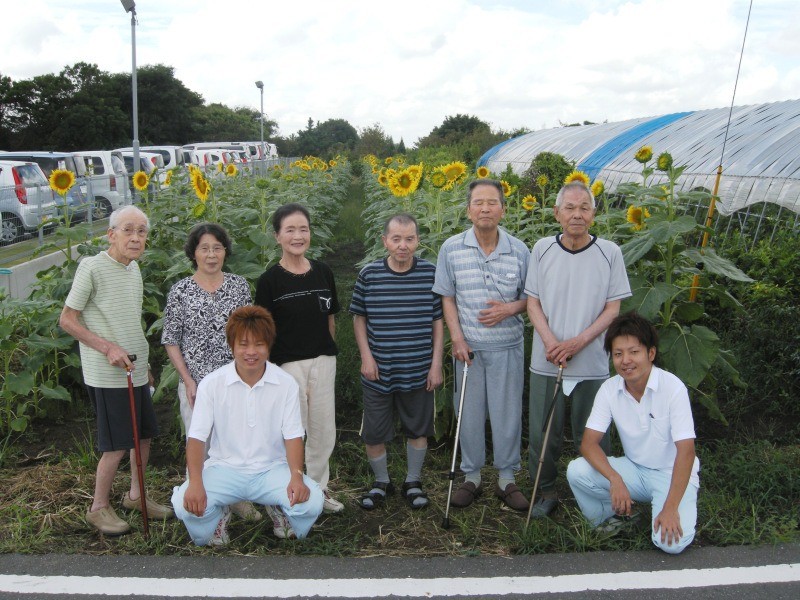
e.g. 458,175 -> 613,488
689,164 -> 723,302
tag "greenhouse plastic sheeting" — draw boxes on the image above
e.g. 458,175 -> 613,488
478,99 -> 800,216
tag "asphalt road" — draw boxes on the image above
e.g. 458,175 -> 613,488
0,543 -> 798,599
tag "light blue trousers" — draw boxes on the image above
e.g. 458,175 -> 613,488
567,456 -> 698,554
172,463 -> 324,545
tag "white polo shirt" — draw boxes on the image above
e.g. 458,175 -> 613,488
586,366 -> 700,486
189,361 -> 305,474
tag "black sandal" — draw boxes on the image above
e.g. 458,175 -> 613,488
402,480 -> 429,510
358,481 -> 394,510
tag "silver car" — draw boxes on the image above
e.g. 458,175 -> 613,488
0,160 -> 58,244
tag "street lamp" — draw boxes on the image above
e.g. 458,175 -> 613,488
255,81 -> 264,158
121,0 -> 139,201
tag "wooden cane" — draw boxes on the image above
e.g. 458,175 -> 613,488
126,354 -> 149,539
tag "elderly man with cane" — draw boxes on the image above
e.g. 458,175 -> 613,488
433,179 -> 530,511
60,205 -> 174,535
525,181 -> 630,518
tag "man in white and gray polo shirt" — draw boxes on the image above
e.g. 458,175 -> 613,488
433,179 -> 530,512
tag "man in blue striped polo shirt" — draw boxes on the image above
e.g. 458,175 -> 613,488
350,213 -> 444,510
433,180 -> 531,511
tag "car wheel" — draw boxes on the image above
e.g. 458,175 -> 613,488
92,198 -> 112,220
1,215 -> 22,244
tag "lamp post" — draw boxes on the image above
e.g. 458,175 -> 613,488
121,0 -> 139,202
255,81 -> 265,159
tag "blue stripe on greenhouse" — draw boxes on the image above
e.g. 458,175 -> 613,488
577,112 -> 694,181
477,136 -> 520,167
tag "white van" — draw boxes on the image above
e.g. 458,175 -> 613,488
140,145 -> 186,171
74,150 -> 129,218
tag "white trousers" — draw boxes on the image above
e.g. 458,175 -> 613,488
280,355 -> 337,490
567,456 -> 698,554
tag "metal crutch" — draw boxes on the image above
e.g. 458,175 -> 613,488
442,352 -> 474,529
126,354 -> 149,539
525,362 -> 566,529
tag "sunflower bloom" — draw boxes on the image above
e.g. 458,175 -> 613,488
656,152 -> 673,171
378,174 -> 389,186
388,168 -> 420,197
522,194 -> 538,210
225,163 -> 238,177
132,170 -> 150,192
406,163 -> 423,180
476,166 -> 490,178
164,170 -> 173,186
591,180 -> 605,197
626,205 -> 651,231
500,180 -> 515,196
564,170 -> 590,186
442,161 -> 467,183
634,146 -> 653,164
329,160 -> 337,167
384,157 -> 393,165
49,169 -> 76,196
536,175 -> 549,188
191,172 -> 211,202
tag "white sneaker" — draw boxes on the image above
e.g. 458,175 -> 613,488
322,489 -> 344,513
230,501 -> 262,522
209,506 -> 231,546
264,505 -> 296,539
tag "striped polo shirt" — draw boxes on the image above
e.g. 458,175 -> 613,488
349,257 -> 442,393
65,251 -> 149,388
432,227 -> 529,350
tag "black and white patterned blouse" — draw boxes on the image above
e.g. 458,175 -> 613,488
161,272 -> 252,383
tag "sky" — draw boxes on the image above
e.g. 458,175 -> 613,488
3,0 -> 799,145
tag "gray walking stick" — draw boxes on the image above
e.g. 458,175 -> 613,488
442,352 -> 474,529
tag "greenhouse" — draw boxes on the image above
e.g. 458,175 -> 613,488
478,99 -> 800,222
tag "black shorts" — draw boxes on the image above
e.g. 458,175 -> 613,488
361,385 -> 434,445
87,385 -> 159,452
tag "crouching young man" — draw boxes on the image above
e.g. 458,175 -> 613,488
172,305 -> 324,546
566,311 -> 699,554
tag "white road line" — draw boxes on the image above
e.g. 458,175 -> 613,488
1,564 -> 798,597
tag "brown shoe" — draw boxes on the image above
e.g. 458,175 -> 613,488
122,492 -> 175,520
450,481 -> 481,508
495,483 -> 530,511
86,506 -> 131,536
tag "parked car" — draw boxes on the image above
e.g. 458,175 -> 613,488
0,151 -> 88,222
120,154 -> 158,197
0,160 -> 58,243
139,145 -> 185,171
74,150 -> 129,218
117,149 -> 167,186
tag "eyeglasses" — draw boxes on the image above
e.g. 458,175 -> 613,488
196,245 -> 225,255
470,199 -> 502,208
115,226 -> 149,237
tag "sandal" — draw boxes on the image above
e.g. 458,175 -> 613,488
402,481 -> 429,510
358,481 -> 394,510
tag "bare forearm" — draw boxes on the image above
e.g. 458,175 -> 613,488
431,318 -> 444,367
186,437 -> 206,482
442,296 -> 465,342
577,300 -> 621,348
165,345 -> 193,383
527,297 -> 557,347
663,440 -> 695,512
328,315 -> 336,341
60,306 -> 112,355
352,315 -> 373,361
284,437 -> 305,476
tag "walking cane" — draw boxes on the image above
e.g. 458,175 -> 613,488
126,354 -> 149,539
525,361 -> 566,529
442,352 -> 474,529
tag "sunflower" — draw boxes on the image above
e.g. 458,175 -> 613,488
388,168 -> 420,197
500,180 -> 515,196
476,166 -> 490,178
536,175 -> 549,188
406,163 -> 423,180
191,172 -> 210,202
329,160 -> 337,167
656,152 -> 673,171
564,170 -> 590,186
188,165 -> 201,178
429,169 -> 447,189
215,162 -> 223,173
626,205 -> 651,231
378,174 -> 389,186
634,146 -> 653,164
164,170 -> 173,186
522,194 -> 538,210
49,169 -> 75,196
384,157 -> 393,165
591,180 -> 605,197
442,161 -> 467,183
225,163 -> 238,177
132,170 -> 150,192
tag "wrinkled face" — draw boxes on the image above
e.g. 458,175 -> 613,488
275,212 -> 310,258
107,214 -> 149,265
611,335 -> 656,392
554,187 -> 595,238
232,331 -> 269,380
382,221 -> 419,269
194,233 -> 226,275
467,184 -> 505,232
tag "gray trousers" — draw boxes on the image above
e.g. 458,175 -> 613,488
528,372 -> 610,493
453,343 -> 524,476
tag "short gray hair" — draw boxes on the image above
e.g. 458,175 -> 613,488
555,181 -> 595,209
109,205 -> 150,230
383,213 -> 418,236
467,179 -> 505,206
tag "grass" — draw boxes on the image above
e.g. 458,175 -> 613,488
1,179 -> 798,556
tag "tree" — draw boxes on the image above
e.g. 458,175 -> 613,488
192,103 -> 277,143
296,118 -> 358,158
417,114 -> 491,147
355,123 -> 394,158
